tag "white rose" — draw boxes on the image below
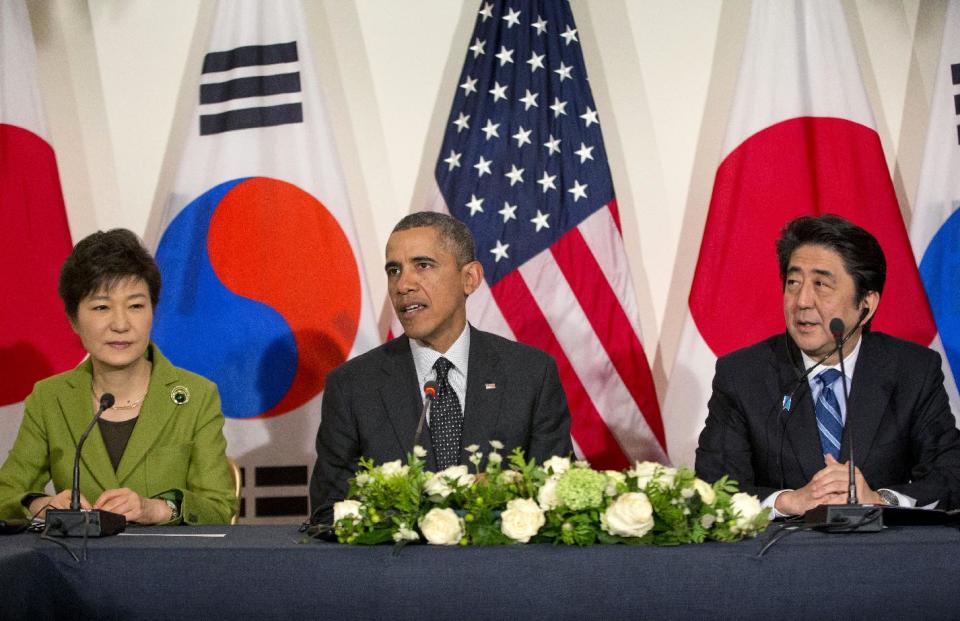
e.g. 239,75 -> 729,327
700,513 -> 717,529
354,472 -> 372,487
537,476 -> 560,510
693,478 -> 716,505
680,487 -> 695,499
333,500 -> 362,524
488,452 -> 503,465
419,507 -> 465,545
379,460 -> 408,478
438,465 -> 474,487
601,492 -> 655,538
489,440 -> 504,450
424,473 -> 454,498
730,492 -> 763,531
604,470 -> 626,497
543,456 -> 571,475
392,524 -> 420,543
464,444 -> 480,454
413,445 -> 427,458
500,498 -> 545,543
574,460 -> 591,469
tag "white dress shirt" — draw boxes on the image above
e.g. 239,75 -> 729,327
410,323 -> 470,425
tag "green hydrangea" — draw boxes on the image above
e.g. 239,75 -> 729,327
555,467 -> 607,511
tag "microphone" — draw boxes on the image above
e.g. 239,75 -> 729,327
803,310 -> 882,532
412,381 -> 438,454
46,393 -> 126,537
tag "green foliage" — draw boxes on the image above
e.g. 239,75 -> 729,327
321,445 -> 769,548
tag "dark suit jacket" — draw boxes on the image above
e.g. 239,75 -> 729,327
695,331 -> 960,509
309,326 -> 573,521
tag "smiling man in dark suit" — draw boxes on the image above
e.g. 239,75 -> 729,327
696,214 -> 960,516
310,212 -> 572,522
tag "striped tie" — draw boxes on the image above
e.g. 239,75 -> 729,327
815,369 -> 844,460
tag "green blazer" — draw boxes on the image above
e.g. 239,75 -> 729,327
0,344 -> 237,523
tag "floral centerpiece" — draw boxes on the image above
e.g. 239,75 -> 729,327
320,442 -> 768,547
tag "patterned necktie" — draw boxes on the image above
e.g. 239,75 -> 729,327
815,369 -> 844,460
429,357 -> 463,469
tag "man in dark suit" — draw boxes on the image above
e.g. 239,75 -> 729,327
696,215 -> 960,516
310,212 -> 572,522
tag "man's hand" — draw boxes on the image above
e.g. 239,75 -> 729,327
818,454 -> 882,504
94,488 -> 171,524
775,454 -> 880,515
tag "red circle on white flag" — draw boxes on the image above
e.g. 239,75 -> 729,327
690,117 -> 935,357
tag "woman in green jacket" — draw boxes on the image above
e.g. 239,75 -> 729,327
0,229 -> 237,524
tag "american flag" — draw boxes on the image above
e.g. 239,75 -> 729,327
429,0 -> 666,469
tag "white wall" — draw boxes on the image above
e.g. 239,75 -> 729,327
26,0 -> 947,402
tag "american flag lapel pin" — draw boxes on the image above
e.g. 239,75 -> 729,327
485,383 -> 496,390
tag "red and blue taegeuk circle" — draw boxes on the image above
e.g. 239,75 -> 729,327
153,177 -> 361,419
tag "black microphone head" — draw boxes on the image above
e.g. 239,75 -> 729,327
100,393 -> 115,410
829,318 -> 845,340
423,381 -> 438,400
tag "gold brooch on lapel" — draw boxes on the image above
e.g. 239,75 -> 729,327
170,386 -> 190,405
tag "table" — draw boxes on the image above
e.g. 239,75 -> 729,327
2,524 -> 959,620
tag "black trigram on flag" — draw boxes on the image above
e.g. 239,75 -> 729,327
953,62 -> 960,145
199,41 -> 303,136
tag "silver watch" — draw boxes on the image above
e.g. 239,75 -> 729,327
877,489 -> 900,506
164,499 -> 181,521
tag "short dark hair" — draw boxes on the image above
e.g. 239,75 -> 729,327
392,211 -> 476,266
776,213 -> 886,310
58,228 -> 161,321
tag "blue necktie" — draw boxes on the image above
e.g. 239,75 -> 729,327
815,369 -> 844,460
429,357 -> 463,469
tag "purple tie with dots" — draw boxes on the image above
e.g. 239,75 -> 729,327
430,357 -> 463,469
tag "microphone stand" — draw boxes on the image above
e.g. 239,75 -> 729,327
803,316 -> 882,532
46,393 -> 126,538
837,335 -> 857,505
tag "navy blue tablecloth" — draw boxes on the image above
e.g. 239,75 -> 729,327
2,524 -> 959,620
